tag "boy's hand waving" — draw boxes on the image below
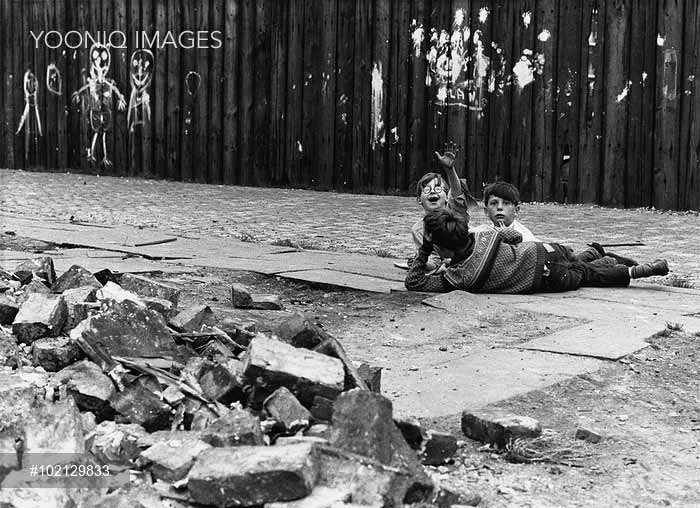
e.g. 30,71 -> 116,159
434,141 -> 459,168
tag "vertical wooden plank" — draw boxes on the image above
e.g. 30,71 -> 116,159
318,0 -> 337,190
601,0 -> 631,206
509,0 -> 536,197
14,0 -> 27,168
0,0 -> 10,168
180,0 -> 195,181
112,0 -> 128,176
206,0 -> 224,184
252,0 -> 270,186
102,0 -> 116,174
553,0 -> 582,203
333,0 -> 354,191
625,0 -> 656,207
351,0 -> 372,192
65,0 -> 80,170
300,0 -> 321,188
530,0 -> 556,201
54,0 -> 69,171
239,0 -> 254,185
153,0 -> 167,179
487,0 -> 514,184
127,0 -> 142,176
190,0 -> 209,182
269,0 -> 288,186
392,0 -> 411,193
407,0 -> 428,192
166,0 -> 183,180
427,0 -> 451,184
285,0 -> 304,186
445,0 -> 469,181
577,0 -> 605,203
370,0 -> 390,193
140,0 -> 153,176
222,0 -> 239,184
679,0 -> 700,210
44,0 -> 57,171
653,0 -> 683,209
31,0 -> 47,169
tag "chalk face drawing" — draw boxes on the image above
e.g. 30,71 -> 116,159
127,49 -> 154,132
183,71 -> 201,136
46,63 -> 62,95
16,70 -> 42,138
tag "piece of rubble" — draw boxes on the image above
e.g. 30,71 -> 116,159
242,335 -> 344,405
231,283 -> 284,310
89,483 -> 165,508
305,423 -> 332,440
395,416 -> 424,449
110,382 -> 172,432
0,293 -> 19,325
188,442 -> 318,506
310,395 -> 335,422
139,436 -> 211,482
421,430 -> 458,466
433,486 -> 482,507
169,303 -> 215,332
161,385 -> 185,406
182,357 -> 243,404
264,386 -> 312,429
217,316 -> 257,346
355,362 -> 382,393
199,407 -> 265,447
575,426 -> 603,443
12,256 -> 56,285
266,486 -> 351,508
51,264 -> 102,293
0,326 -> 19,366
61,286 -> 99,333
96,281 -> 145,306
118,273 -> 180,308
32,336 -> 84,371
70,299 -> 181,359
92,268 -> 119,287
54,360 -> 115,416
461,409 -> 542,447
141,296 -> 173,317
12,293 -> 68,344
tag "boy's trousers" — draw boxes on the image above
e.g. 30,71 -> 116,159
539,243 -> 630,292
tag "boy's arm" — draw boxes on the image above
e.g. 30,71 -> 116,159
496,226 -> 523,244
435,149 -> 470,220
405,241 -> 453,292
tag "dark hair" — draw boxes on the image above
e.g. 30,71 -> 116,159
416,173 -> 449,198
423,209 -> 470,250
483,181 -> 521,206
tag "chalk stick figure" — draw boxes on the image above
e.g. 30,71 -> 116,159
127,49 -> 154,132
184,71 -> 201,136
16,70 -> 42,137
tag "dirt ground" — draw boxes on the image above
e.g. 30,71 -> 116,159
2,233 -> 700,507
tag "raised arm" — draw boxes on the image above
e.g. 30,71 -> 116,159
435,144 -> 470,220
404,239 -> 453,292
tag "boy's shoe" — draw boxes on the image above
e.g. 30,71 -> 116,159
589,242 -> 638,267
630,259 -> 669,279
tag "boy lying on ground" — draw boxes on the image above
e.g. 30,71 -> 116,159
404,208 -> 668,294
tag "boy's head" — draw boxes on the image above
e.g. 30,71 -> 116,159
423,208 -> 471,259
482,181 -> 521,227
416,173 -> 448,213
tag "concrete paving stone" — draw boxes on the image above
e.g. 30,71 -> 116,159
276,269 -> 405,294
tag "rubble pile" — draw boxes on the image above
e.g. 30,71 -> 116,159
0,256 -> 472,508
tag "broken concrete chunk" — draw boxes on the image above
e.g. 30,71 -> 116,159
266,486 -> 351,508
305,423 -> 333,441
139,436 -> 211,482
110,382 -> 172,432
169,303 -> 215,332
188,443 -> 318,507
96,281 -> 145,306
231,283 -> 284,310
61,286 -> 99,333
141,296 -> 173,317
243,335 -> 344,405
421,430 -> 458,466
54,360 -> 115,415
461,409 -> 542,447
51,264 -> 102,293
310,396 -> 335,422
161,385 -> 185,406
90,484 -> 165,508
12,256 -> 56,286
0,327 -> 19,367
198,361 -> 243,404
199,407 -> 264,447
12,293 -> 68,344
32,336 -> 85,372
0,293 -> 19,325
274,314 -> 324,349
575,426 -> 603,443
118,273 -> 180,308
355,362 -> 382,393
92,268 -> 118,287
264,386 -> 312,429
217,316 -> 256,347
69,299 -> 180,359
89,421 -> 148,466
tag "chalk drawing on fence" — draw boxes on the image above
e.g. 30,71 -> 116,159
16,70 -> 42,138
183,71 -> 201,137
370,62 -> 385,150
71,42 -> 126,167
46,63 -> 62,95
662,49 -> 678,100
127,49 -> 154,133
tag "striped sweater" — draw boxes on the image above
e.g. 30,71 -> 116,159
405,227 -> 546,294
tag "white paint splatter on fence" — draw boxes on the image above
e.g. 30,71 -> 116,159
478,7 -> 490,24
588,9 -> 598,46
454,8 -> 465,27
538,29 -> 551,42
371,62 -> 385,149
522,11 -> 532,29
642,71 -> 648,83
616,80 -> 632,102
297,141 -> 303,154
513,54 -> 534,89
411,20 -> 424,57
657,34 -> 665,46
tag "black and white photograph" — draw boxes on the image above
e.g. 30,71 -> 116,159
0,0 -> 699,506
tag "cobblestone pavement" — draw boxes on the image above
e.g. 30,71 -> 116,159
2,168 -> 699,288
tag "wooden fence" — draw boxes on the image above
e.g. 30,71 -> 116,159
1,0 -> 699,210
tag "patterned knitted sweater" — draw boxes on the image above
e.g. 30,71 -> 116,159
404,227 -> 547,294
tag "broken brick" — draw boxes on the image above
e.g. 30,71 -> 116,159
12,256 -> 56,286
264,386 -> 312,429
461,409 -> 542,447
54,360 -> 115,416
188,443 -> 318,507
51,264 -> 102,293
138,436 -> 211,482
12,293 -> 68,344
231,283 -> 283,310
169,304 -> 215,332
0,293 -> 19,325
242,335 -> 344,405
199,407 -> 265,447
110,382 -> 172,432
118,273 -> 180,308
32,336 -> 85,372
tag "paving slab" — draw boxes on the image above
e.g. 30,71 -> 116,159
275,269 -> 405,294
